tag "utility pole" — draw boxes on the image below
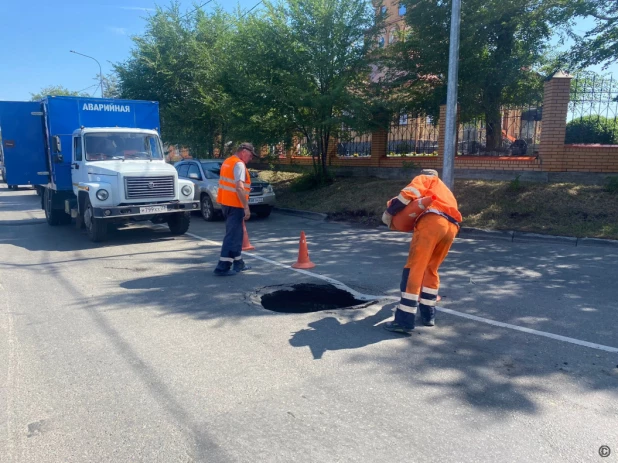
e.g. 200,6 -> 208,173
442,0 -> 462,190
70,50 -> 104,98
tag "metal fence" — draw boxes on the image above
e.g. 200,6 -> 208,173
458,105 -> 542,156
336,128 -> 371,157
387,114 -> 439,156
567,75 -> 618,145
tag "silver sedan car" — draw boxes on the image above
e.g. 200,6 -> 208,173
174,159 -> 276,221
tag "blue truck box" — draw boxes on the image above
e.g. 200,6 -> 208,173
0,101 -> 49,189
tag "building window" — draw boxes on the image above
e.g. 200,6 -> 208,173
390,30 -> 397,44
399,4 -> 406,15
381,6 -> 387,14
378,36 -> 385,48
399,114 -> 408,125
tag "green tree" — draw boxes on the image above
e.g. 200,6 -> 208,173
565,0 -> 618,69
225,0 -> 384,179
30,85 -> 88,101
384,0 -> 566,151
114,3 -> 235,157
101,73 -> 121,99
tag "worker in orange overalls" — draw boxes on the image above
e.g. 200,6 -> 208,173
213,143 -> 256,276
381,169 -> 462,334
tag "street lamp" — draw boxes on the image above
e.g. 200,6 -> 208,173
70,50 -> 104,98
442,0 -> 462,190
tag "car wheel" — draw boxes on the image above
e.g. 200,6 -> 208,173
256,206 -> 272,219
201,195 -> 216,222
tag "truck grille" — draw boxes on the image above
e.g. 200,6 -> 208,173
125,176 -> 175,200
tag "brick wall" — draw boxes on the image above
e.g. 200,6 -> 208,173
269,72 -> 618,175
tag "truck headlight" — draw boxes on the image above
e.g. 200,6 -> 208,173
96,189 -> 109,201
181,185 -> 192,196
263,185 -> 274,195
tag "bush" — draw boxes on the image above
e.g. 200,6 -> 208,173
290,170 -> 334,192
605,176 -> 618,194
565,116 -> 618,145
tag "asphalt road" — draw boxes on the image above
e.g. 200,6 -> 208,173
0,186 -> 617,463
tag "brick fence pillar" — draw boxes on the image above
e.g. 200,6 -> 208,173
371,127 -> 388,160
438,105 -> 447,158
538,71 -> 572,171
438,104 -> 459,158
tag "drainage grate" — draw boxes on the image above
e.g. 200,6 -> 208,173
259,283 -> 367,313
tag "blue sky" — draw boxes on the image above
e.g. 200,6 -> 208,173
0,0 -> 258,101
0,0 -> 615,101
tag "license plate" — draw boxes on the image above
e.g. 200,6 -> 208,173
140,205 -> 167,214
248,197 -> 264,204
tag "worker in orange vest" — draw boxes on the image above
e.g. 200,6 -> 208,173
213,143 -> 256,276
381,169 -> 462,334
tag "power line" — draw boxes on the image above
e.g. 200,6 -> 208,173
76,83 -> 99,93
239,0 -> 264,20
220,0 -> 264,34
179,0 -> 216,20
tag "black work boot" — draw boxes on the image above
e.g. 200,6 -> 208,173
233,260 -> 252,272
419,305 -> 436,327
214,263 -> 236,276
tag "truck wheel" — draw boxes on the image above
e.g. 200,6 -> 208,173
44,188 -> 71,226
168,212 -> 191,235
256,206 -> 273,219
201,195 -> 216,222
84,197 -> 108,242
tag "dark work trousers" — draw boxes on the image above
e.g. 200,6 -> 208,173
215,205 -> 245,271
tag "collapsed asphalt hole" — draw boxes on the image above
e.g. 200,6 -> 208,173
260,283 -> 367,313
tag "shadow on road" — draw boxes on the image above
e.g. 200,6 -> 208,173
289,303 -> 396,359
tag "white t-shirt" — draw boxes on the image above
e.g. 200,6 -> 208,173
233,161 -> 247,183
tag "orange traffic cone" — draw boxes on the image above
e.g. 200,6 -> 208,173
242,221 -> 255,251
292,231 -> 315,269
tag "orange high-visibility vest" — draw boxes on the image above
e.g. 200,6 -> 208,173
389,196 -> 436,232
396,175 -> 462,223
217,155 -> 251,208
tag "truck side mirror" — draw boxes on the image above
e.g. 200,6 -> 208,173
52,135 -> 62,153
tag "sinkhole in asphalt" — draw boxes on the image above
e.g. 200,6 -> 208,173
260,283 -> 367,314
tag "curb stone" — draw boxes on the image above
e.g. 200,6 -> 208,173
577,237 -> 618,248
513,232 -> 578,245
272,208 -> 618,248
273,208 -> 327,221
459,228 -> 514,242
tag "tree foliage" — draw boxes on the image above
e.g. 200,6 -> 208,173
114,0 -> 383,175
114,3 -> 234,157
30,85 -> 89,101
225,0 -> 383,179
383,0 -> 566,150
565,0 -> 618,69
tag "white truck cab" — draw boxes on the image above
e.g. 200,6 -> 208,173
65,127 -> 198,241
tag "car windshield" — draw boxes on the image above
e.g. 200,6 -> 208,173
201,162 -> 222,179
84,132 -> 163,161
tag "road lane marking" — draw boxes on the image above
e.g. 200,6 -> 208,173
184,230 -> 618,355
